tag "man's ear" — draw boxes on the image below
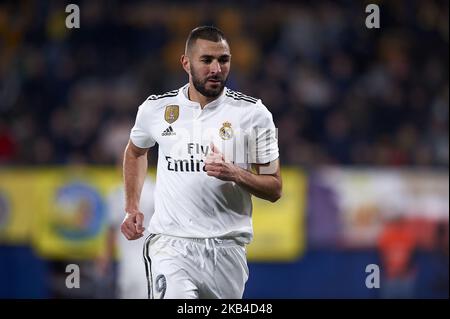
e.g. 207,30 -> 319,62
181,54 -> 190,74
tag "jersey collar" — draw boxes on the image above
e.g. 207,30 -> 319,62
179,83 -> 226,109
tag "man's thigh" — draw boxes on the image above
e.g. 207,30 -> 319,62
144,234 -> 199,299
201,244 -> 249,299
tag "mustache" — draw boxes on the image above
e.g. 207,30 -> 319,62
206,76 -> 224,82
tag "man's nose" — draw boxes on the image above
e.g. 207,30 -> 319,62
210,60 -> 221,74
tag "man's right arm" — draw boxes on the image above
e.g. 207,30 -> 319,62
121,140 -> 149,240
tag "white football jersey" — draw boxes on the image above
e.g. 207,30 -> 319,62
130,84 -> 279,244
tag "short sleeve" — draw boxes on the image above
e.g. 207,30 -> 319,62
130,102 -> 156,148
248,102 -> 279,164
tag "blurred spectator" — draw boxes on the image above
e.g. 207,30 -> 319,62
0,120 -> 17,163
431,222 -> 449,298
377,216 -> 418,299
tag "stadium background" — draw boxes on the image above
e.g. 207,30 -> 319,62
0,0 -> 448,298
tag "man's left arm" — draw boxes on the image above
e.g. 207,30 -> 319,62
204,144 -> 282,203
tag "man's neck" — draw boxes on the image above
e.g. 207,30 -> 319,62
188,84 -> 218,109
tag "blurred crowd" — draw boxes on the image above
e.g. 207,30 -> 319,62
0,0 -> 448,167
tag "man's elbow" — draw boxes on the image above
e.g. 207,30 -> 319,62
268,184 -> 282,203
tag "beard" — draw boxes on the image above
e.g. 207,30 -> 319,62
191,68 -> 228,98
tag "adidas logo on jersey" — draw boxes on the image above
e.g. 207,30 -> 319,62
162,126 -> 176,136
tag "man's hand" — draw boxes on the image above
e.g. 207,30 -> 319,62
205,142 -> 282,202
120,211 -> 145,240
204,143 -> 239,182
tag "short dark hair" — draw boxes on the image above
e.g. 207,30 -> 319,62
185,26 -> 227,54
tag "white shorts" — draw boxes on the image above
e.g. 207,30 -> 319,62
143,234 -> 249,299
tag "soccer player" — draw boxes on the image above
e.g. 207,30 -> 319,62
96,151 -> 156,299
103,176 -> 155,299
121,26 -> 282,299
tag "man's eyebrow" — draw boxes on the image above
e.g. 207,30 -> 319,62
199,54 -> 231,59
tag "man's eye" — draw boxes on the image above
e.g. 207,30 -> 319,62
202,59 -> 212,64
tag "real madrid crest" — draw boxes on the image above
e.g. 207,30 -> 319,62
164,105 -> 179,124
219,121 -> 233,140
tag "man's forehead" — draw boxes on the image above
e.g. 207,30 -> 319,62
190,39 -> 230,56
